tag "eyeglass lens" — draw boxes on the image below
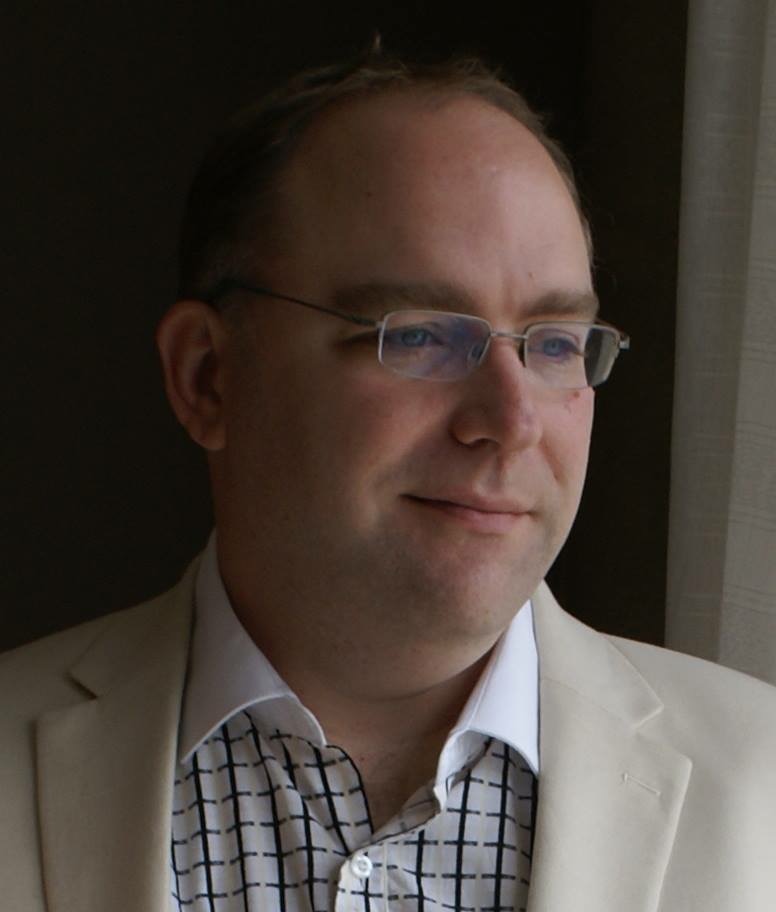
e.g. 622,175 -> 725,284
378,311 -> 619,388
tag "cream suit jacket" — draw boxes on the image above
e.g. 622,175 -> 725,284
3,562 -> 776,912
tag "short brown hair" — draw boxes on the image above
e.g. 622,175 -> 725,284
178,47 -> 591,301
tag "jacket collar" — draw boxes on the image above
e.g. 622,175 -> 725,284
528,582 -> 692,912
36,562 -> 197,912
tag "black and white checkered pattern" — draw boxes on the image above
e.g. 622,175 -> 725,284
171,709 -> 535,911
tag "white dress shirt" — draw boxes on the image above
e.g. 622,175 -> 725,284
171,534 -> 539,911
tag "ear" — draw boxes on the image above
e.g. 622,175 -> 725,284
155,299 -> 229,451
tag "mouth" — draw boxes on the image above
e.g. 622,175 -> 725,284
404,494 -> 529,533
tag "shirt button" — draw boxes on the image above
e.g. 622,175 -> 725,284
349,853 -> 373,879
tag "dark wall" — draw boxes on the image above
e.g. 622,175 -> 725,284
2,1 -> 687,651
553,3 -> 687,645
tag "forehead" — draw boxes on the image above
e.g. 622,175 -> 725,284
283,90 -> 556,208
267,90 -> 591,310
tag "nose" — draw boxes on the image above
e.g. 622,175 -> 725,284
449,336 -> 543,453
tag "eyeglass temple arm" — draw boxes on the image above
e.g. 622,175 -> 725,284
594,317 -> 631,350
205,280 -> 377,328
489,324 -> 630,352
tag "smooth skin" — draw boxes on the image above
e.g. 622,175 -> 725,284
157,90 -> 595,829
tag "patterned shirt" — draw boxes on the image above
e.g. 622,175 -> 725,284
170,535 -> 539,912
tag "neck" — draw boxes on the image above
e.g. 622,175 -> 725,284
232,591 -> 498,744
216,533 -> 508,827
300,650 -> 490,749
218,538 -> 504,718
226,580 -> 498,829
294,653 -> 492,831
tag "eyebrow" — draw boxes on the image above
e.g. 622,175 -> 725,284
521,289 -> 600,321
332,281 -> 600,322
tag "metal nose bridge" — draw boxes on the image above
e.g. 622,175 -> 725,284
489,329 -> 529,343
480,329 -> 530,366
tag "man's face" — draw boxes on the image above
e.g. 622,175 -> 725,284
214,92 -> 594,648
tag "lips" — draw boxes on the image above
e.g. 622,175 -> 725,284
404,493 -> 531,533
406,493 -> 530,515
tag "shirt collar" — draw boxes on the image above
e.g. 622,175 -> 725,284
178,534 -> 324,762
180,532 -> 539,779
440,600 -> 539,777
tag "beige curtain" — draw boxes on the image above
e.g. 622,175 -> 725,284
667,0 -> 776,683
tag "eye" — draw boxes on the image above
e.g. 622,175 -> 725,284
529,331 -> 582,361
402,327 -> 431,347
544,337 -> 577,358
384,324 -> 445,349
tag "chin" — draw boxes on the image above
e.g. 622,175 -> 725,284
404,560 -> 542,640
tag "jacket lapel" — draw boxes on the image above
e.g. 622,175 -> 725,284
528,584 -> 692,912
36,567 -> 196,912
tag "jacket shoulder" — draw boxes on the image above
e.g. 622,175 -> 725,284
608,632 -> 776,702
0,595 -> 172,720
607,634 -> 776,761
533,581 -> 776,767
0,608 -> 136,715
0,559 -> 198,726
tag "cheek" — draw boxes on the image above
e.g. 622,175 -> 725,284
545,389 -> 594,485
321,377 -> 451,496
566,387 -> 595,440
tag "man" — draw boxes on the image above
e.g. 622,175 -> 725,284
3,51 -> 775,912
